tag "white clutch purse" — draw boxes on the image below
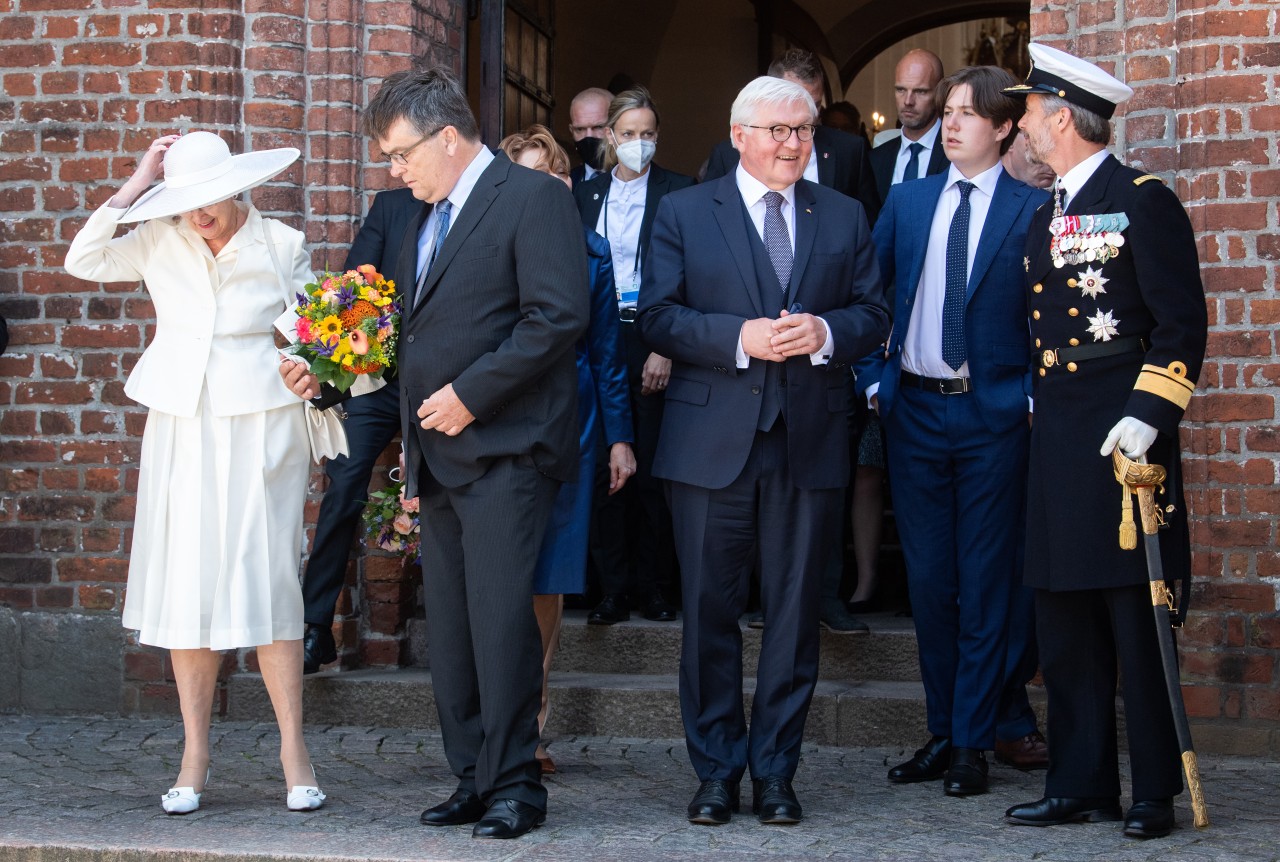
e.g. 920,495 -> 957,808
304,401 -> 349,464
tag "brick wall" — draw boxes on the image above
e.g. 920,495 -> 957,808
0,0 -> 462,713
1032,0 -> 1280,754
3,0 -> 1278,753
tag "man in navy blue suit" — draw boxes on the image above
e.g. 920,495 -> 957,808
639,76 -> 888,826
854,66 -> 1049,796
301,187 -> 418,673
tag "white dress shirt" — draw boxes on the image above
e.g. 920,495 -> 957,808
891,120 -> 942,185
1058,148 -> 1110,211
803,146 -> 820,184
594,166 -> 650,309
899,161 -> 1003,380
732,164 -> 834,368
416,146 -> 496,280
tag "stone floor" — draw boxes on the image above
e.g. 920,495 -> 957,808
0,715 -> 1276,862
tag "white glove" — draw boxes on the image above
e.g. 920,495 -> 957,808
1100,416 -> 1158,458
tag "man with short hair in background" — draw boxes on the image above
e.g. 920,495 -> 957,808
568,87 -> 612,186
870,49 -> 951,202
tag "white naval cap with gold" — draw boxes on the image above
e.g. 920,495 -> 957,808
1002,43 -> 1134,119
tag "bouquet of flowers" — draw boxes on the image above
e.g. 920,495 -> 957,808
289,265 -> 400,392
362,478 -> 420,565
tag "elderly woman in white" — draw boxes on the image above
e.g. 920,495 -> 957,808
65,132 -> 324,814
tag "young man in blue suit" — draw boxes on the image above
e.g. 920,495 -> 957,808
854,66 -> 1049,797
639,76 -> 888,826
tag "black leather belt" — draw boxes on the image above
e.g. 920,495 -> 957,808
900,370 -> 972,395
619,307 -> 638,323
1039,335 -> 1146,369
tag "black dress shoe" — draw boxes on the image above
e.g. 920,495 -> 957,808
1124,798 -> 1175,838
1005,796 -> 1123,826
687,779 -> 740,825
943,748 -> 989,796
642,593 -> 678,621
751,777 -> 802,824
588,594 -> 629,625
420,789 -> 486,826
302,623 -> 337,675
888,735 -> 951,783
472,798 -> 545,839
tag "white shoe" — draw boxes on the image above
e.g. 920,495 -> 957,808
286,766 -> 325,811
161,768 -> 208,815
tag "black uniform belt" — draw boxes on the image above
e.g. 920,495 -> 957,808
899,371 -> 972,395
619,307 -> 638,323
1039,335 -> 1147,369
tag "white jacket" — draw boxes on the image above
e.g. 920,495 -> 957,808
65,202 -> 313,418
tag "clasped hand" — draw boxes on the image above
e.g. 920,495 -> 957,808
741,310 -> 826,362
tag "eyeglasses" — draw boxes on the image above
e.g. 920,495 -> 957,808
385,127 -> 443,165
742,123 -> 816,143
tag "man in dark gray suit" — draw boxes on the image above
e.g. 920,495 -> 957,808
365,69 -> 588,839
639,76 -> 888,826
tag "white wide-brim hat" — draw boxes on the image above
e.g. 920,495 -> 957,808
120,131 -> 300,223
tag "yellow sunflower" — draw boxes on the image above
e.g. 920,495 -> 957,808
317,314 -> 343,344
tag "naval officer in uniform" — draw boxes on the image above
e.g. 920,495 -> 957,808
1000,43 -> 1208,840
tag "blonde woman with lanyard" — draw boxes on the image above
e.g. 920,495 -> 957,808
573,87 -> 694,626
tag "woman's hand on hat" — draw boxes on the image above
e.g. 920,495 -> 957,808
134,134 -> 181,185
110,134 -> 181,210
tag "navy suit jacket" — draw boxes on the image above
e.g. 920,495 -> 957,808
343,187 -> 418,275
705,126 -> 880,224
582,228 -> 633,445
854,168 -> 1048,434
637,175 -> 889,491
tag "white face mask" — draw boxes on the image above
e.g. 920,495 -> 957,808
615,139 -> 656,173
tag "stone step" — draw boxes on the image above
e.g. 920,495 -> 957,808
407,609 -> 923,681
230,667 -> 1040,749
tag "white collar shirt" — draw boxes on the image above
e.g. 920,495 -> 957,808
417,146 -> 495,279
892,120 -> 942,185
900,160 -> 1004,380
594,165 -> 651,309
732,164 -> 833,367
1058,148 -> 1110,211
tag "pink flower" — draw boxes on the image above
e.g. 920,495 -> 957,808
294,317 -> 314,343
393,513 -> 415,535
399,491 -> 419,513
377,325 -> 393,341
349,329 -> 370,355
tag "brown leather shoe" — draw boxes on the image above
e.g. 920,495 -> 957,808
994,730 -> 1050,770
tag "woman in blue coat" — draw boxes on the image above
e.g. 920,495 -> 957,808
498,127 -> 635,773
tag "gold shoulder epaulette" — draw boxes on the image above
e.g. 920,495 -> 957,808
1134,362 -> 1194,409
1134,174 -> 1166,186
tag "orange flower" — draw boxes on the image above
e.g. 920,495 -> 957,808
339,300 -> 378,329
351,359 -> 383,374
349,329 -> 370,355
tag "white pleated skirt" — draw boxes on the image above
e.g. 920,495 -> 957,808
121,389 -> 310,651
